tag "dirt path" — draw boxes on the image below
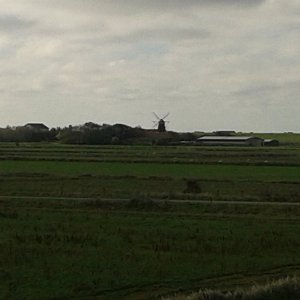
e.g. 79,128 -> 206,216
0,195 -> 300,206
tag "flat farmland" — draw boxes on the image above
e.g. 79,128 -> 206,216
0,197 -> 299,300
1,143 -> 300,165
1,160 -> 300,179
0,160 -> 299,202
0,143 -> 299,299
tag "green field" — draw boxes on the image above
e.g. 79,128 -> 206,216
0,160 -> 299,202
1,143 -> 300,165
0,198 -> 299,300
1,160 -> 300,180
0,143 -> 299,299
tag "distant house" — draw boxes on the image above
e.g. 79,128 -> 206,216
197,136 -> 264,147
24,123 -> 49,132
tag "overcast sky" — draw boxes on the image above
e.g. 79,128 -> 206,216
0,0 -> 299,132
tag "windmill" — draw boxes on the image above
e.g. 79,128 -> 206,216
152,112 -> 170,132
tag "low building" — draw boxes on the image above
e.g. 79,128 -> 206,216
197,136 -> 264,147
24,123 -> 49,132
264,139 -> 279,146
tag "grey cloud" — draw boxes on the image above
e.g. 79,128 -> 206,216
130,27 -> 210,41
196,0 -> 266,6
0,14 -> 35,31
31,0 -> 266,15
233,84 -> 282,97
103,27 -> 210,45
234,81 -> 300,98
111,0 -> 266,9
0,0 -> 299,132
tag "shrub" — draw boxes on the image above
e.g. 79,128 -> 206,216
184,180 -> 202,194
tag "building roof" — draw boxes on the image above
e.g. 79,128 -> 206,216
25,123 -> 49,130
197,136 -> 262,141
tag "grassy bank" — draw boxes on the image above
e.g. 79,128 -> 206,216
164,277 -> 300,300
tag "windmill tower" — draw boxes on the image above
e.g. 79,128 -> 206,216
153,112 -> 170,132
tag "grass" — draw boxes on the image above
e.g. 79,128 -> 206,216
1,143 -> 300,165
0,198 -> 299,299
0,160 -> 299,203
0,174 -> 300,202
0,143 -> 299,299
0,160 -> 300,181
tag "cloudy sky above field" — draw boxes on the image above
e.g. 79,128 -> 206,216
0,0 -> 299,132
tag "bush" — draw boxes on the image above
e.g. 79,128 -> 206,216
184,180 -> 202,194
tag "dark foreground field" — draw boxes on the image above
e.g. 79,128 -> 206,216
0,143 -> 299,299
1,197 -> 300,300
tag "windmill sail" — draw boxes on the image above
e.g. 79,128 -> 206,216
152,112 -> 170,132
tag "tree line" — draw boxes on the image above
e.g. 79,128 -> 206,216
0,123 -> 196,145
0,123 -> 145,144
